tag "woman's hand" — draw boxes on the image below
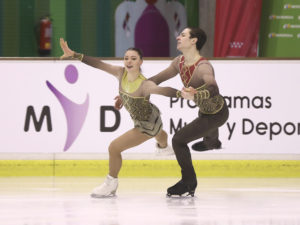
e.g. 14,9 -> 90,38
181,86 -> 197,100
59,38 -> 74,59
114,95 -> 123,110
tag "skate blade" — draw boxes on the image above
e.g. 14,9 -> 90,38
166,191 -> 195,198
155,150 -> 175,157
155,153 -> 175,157
90,193 -> 117,199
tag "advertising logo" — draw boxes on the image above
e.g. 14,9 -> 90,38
283,24 -> 300,29
229,41 -> 244,49
284,4 -> 300,9
268,33 -> 293,38
269,15 -> 294,20
46,64 -> 89,151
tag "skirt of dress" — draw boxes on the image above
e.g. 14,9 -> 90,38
133,104 -> 162,137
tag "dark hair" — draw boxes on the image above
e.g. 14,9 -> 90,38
188,27 -> 207,52
125,47 -> 143,59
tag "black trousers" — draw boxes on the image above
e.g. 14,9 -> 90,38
171,103 -> 229,183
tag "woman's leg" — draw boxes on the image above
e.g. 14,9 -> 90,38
154,129 -> 175,155
108,128 -> 152,177
91,128 -> 152,198
154,129 -> 168,148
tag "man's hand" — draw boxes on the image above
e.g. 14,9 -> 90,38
181,86 -> 197,100
114,95 -> 123,110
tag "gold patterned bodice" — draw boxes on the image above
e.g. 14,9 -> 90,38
119,91 -> 153,121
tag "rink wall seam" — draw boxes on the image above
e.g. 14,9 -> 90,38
0,159 -> 300,177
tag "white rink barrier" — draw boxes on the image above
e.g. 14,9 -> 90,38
1,59 -> 300,154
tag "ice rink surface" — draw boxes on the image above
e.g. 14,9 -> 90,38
0,177 -> 300,225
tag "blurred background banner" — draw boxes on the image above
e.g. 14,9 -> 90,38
259,0 -> 300,57
214,0 -> 262,57
1,0 -> 300,57
0,0 -> 197,57
115,0 -> 186,57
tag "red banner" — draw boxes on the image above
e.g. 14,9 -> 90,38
214,0 -> 262,57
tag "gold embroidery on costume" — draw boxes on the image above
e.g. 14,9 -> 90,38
72,52 -> 84,61
119,92 -> 152,121
179,55 -> 205,87
194,84 -> 224,114
176,90 -> 182,98
194,87 -> 210,101
119,91 -> 162,136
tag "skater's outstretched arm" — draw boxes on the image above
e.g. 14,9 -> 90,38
59,38 -> 123,78
142,80 -> 179,98
148,57 -> 179,85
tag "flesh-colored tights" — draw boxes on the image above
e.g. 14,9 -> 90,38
108,128 -> 167,178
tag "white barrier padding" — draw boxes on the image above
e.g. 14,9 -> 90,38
0,59 -> 299,154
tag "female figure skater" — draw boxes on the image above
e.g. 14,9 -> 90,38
59,38 -> 178,198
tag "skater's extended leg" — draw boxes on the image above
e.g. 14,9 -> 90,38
155,129 -> 168,148
108,128 -> 152,177
91,128 -> 152,198
155,129 -> 174,156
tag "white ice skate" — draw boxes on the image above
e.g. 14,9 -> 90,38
155,144 -> 174,156
91,175 -> 118,198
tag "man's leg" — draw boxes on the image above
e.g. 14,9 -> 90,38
191,104 -> 229,152
167,116 -> 208,196
191,128 -> 221,151
167,105 -> 229,196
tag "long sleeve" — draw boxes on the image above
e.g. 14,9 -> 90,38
183,61 -> 224,114
142,80 -> 179,98
82,55 -> 106,69
80,54 -> 123,77
191,84 -> 224,114
153,86 -> 178,98
148,57 -> 180,85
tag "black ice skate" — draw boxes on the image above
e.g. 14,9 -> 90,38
166,180 -> 197,197
191,140 -> 221,152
